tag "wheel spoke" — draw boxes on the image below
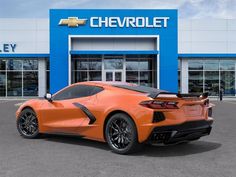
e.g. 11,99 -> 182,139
112,121 -> 121,132
108,118 -> 133,150
112,131 -> 119,136
118,137 -> 121,144
124,136 -> 131,143
121,136 -> 124,144
111,125 -> 119,132
30,125 -> 36,133
18,111 -> 38,136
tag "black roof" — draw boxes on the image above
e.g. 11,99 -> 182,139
112,84 -> 169,98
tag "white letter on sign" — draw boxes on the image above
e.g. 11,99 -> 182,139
90,17 -> 98,27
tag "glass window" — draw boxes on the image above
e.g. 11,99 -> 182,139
7,72 -> 22,96
220,60 -> 235,70
140,71 -> 152,87
71,55 -> 102,84
89,71 -> 101,81
46,59 -> 50,70
71,54 -> 156,87
0,72 -> 6,96
126,55 -> 155,87
204,71 -> 219,96
89,59 -> 102,70
0,59 -> 6,70
126,59 -> 139,71
220,71 -> 235,96
7,59 -> 22,70
104,58 -> 123,70
188,71 -> 203,94
23,72 -> 38,96
106,72 -> 113,81
74,59 -> 89,70
23,59 -> 38,70
126,56 -> 153,70
188,58 -> 236,96
126,80 -> 138,85
126,71 -> 138,81
126,54 -> 154,59
88,55 -> 102,59
73,54 -> 101,59
115,72 -> 122,82
188,60 -> 203,70
204,60 -> 219,70
178,60 -> 181,70
72,71 -> 88,83
46,71 -> 50,93
178,71 -> 181,92
53,85 -> 103,100
139,59 -> 153,70
0,58 -> 42,97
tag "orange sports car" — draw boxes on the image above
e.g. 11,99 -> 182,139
16,81 -> 214,154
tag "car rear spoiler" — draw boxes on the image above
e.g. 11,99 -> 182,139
177,92 -> 208,98
151,92 -> 209,99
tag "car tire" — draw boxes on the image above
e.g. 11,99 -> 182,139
105,113 -> 142,154
17,108 -> 40,139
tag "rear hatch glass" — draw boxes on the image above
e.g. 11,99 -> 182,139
112,84 -> 168,98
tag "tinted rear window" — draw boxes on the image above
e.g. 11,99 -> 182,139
112,84 -> 168,98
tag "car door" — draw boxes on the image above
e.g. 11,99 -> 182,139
40,85 -> 102,134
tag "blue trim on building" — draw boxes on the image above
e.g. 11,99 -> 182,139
0,54 -> 50,58
50,9 -> 178,93
70,50 -> 159,55
179,54 -> 236,58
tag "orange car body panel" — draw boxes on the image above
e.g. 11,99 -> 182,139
16,82 -> 213,143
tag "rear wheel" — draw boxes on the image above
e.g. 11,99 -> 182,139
17,108 -> 40,139
105,113 -> 142,154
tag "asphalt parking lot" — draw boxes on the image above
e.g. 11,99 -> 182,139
0,100 -> 235,177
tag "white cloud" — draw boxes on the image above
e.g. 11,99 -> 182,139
49,0 -> 236,19
51,0 -> 92,9
0,0 -> 235,18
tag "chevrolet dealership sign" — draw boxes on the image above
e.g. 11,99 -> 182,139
91,17 -> 169,28
59,16 -> 169,28
51,9 -> 177,93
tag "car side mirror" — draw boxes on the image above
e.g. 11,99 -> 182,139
44,93 -> 52,102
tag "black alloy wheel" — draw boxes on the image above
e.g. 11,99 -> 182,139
17,108 -> 40,139
105,113 -> 142,154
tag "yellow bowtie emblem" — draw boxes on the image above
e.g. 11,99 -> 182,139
59,17 -> 87,27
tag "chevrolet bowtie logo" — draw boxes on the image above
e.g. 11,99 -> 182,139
58,17 -> 87,27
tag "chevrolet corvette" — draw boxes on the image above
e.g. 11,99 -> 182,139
16,81 -> 214,154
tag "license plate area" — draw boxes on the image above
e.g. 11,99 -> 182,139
183,105 -> 202,116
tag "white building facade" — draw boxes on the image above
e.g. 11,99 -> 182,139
179,19 -> 236,96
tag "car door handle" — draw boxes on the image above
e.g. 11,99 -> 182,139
72,102 -> 96,125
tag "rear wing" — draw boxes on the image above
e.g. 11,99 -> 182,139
152,92 -> 209,99
177,92 -> 208,98
111,84 -> 208,99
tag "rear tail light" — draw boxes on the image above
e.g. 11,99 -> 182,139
140,100 -> 178,109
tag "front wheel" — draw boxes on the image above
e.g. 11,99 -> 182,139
105,113 -> 142,154
17,108 -> 40,139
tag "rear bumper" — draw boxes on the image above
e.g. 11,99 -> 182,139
148,119 -> 213,144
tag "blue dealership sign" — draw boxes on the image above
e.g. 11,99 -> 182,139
50,9 -> 178,93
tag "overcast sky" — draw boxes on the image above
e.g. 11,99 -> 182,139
0,0 -> 235,19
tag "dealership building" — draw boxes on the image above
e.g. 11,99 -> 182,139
0,9 -> 236,97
